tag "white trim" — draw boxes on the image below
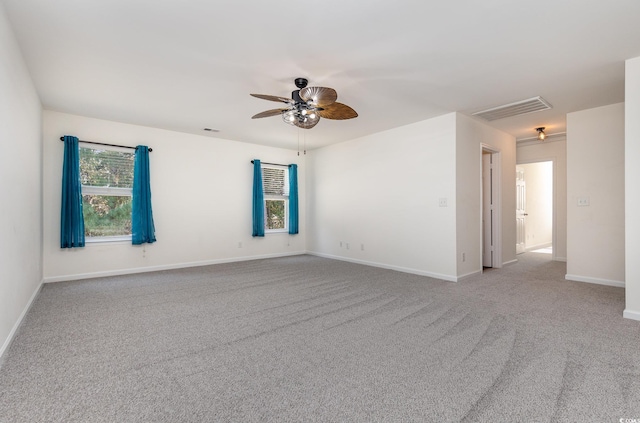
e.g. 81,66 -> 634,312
565,274 -> 625,288
554,257 -> 567,262
480,144 -> 502,269
502,259 -> 518,266
0,280 -> 43,365
623,309 -> 640,321
81,185 -> 132,196
525,242 -> 552,252
43,252 -> 305,283
86,235 -> 132,244
307,251 -> 458,282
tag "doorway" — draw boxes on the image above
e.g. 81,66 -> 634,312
481,146 -> 501,269
515,161 -> 553,257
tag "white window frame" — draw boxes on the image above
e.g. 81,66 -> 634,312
262,165 -> 289,234
80,145 -> 134,243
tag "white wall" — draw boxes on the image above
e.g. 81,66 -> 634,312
306,112 -> 514,281
43,111 -> 305,281
307,114 -> 458,280
566,103 -> 625,287
625,57 -> 640,319
517,138 -> 567,261
456,114 -> 516,276
520,161 -> 553,251
0,4 -> 43,357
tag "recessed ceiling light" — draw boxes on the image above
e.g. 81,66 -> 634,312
203,128 -> 220,132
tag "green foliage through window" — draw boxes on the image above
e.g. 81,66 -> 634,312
80,147 -> 134,238
266,199 -> 285,230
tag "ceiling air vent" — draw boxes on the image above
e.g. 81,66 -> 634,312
472,96 -> 552,121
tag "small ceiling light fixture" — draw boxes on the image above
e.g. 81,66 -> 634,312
536,127 -> 546,141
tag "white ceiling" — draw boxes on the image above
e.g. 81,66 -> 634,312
4,0 -> 640,150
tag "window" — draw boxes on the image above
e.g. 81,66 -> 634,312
79,146 -> 134,240
262,165 -> 289,232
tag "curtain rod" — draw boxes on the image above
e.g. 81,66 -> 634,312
250,160 -> 291,167
59,137 -> 152,152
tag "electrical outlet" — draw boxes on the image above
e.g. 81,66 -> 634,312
361,244 -> 364,251
439,198 -> 448,207
577,197 -> 590,206
462,252 -> 466,262
238,242 -> 242,248
340,241 -> 343,247
346,243 -> 350,250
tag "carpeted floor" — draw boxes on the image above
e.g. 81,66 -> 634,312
1,253 -> 639,422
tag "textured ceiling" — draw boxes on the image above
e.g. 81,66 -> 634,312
3,0 -> 640,150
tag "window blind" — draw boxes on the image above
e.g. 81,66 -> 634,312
262,167 -> 289,196
80,147 -> 134,188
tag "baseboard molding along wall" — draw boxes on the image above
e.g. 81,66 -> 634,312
525,242 -> 552,252
43,252 -> 305,283
0,280 -> 43,366
623,309 -> 640,321
565,274 -> 625,288
308,252 -> 459,282
502,259 -> 518,266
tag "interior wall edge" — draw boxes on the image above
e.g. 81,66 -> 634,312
42,252 -> 307,283
0,280 -> 43,367
307,251 -> 459,283
623,309 -> 640,321
564,274 -> 625,288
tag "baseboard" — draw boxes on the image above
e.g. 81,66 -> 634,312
0,280 -> 43,366
43,252 -> 306,283
502,259 -> 518,266
623,309 -> 640,321
564,274 -> 625,288
525,242 -> 552,252
553,256 -> 567,262
307,251 -> 457,282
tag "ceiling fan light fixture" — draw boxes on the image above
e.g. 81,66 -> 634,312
251,77 -> 357,129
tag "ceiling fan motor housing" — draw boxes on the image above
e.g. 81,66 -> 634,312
294,77 -> 308,89
292,90 -> 303,104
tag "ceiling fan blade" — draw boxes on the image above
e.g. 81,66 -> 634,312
299,87 -> 337,107
252,108 -> 288,119
250,93 -> 294,104
317,102 -> 358,120
293,118 -> 320,129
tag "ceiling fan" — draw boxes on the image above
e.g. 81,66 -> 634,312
250,78 -> 358,129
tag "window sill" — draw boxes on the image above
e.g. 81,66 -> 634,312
86,236 -> 132,244
265,229 -> 289,234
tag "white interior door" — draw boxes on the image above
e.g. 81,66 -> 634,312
482,153 -> 493,267
516,166 -> 526,254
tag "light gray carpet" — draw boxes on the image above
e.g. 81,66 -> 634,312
1,254 -> 639,422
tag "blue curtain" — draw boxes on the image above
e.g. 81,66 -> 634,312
132,145 -> 156,245
60,135 -> 85,248
288,164 -> 299,234
252,159 -> 265,237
